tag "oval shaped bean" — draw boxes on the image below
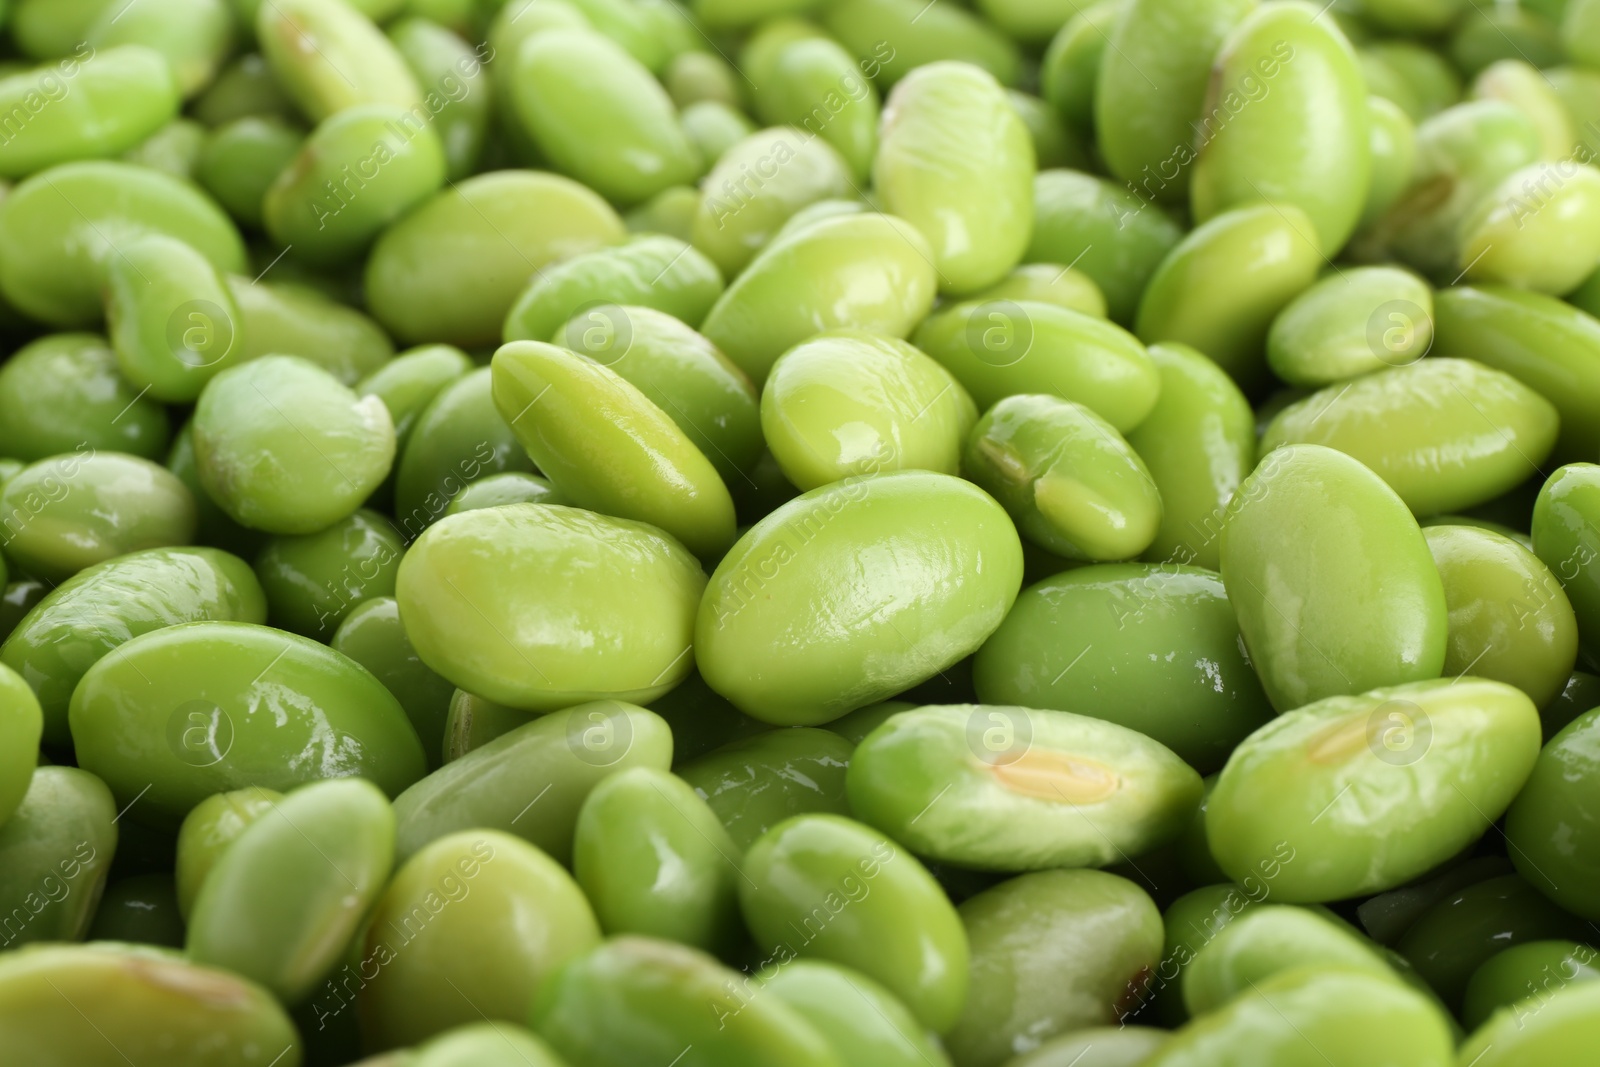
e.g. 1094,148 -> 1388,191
913,300 -> 1160,431
1123,342 -> 1253,571
1507,707 -> 1600,919
410,1022 -> 567,1067
389,16 -> 492,181
397,504 -> 705,710
964,394 -> 1161,562
0,546 -> 266,748
491,340 -> 735,558
1136,203 -> 1323,389
1459,976 -> 1600,1066
265,104 -> 447,265
504,234 -> 724,344
0,333 -> 169,461
974,564 -> 1273,772
761,331 -> 975,491
1266,267 -> 1434,387
1005,1028 -> 1171,1067
0,943 -> 301,1067
173,786 -> 281,919
69,621 -> 426,825
697,471 -> 1023,725
440,688 -> 533,764
820,0 -> 1021,87
511,28 -> 699,206
1220,444 -> 1447,711
187,778 -> 394,1003
1360,95 -> 1418,232
1207,677 -> 1541,902
442,472 -> 563,516
0,767 -> 117,948
1460,161 -> 1600,293
946,869 -> 1163,1067
677,727 -> 852,850
847,703 -> 1202,871
739,813 -> 969,1033
1534,463 -> 1600,667
700,211 -> 939,385
0,45 -> 178,179
1096,0 -> 1256,205
1192,2 -> 1371,254
875,60 -> 1033,294
1261,359 -> 1558,516
393,701 -> 672,866
358,344 -> 472,454
532,935 -> 844,1067
0,451 -> 195,583
1426,525 -> 1578,709
254,509 -> 404,638
760,959 -> 951,1067
228,276 -> 395,386
357,830 -> 599,1050
194,356 -> 396,536
1461,940 -> 1600,1031
554,304 -> 762,485
0,663 -> 42,829
1434,286 -> 1600,465
572,766 -> 743,955
106,233 -> 245,403
0,160 -> 246,328
257,0 -> 422,123
748,32 -> 878,180
366,171 -> 625,347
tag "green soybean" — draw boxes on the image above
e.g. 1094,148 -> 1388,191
1265,267 -> 1434,387
1533,464 -> 1600,666
1459,977 -> 1600,1066
761,959 -> 952,1067
195,117 -> 306,230
0,767 -> 116,949
677,727 -> 853,850
0,333 -> 170,461
0,546 -> 265,748
748,32 -> 878,180
1459,162 -> 1600,293
697,471 -> 1023,725
1220,444 -> 1448,711
0,663 -> 41,828
820,0 -> 1021,87
106,234 -> 245,403
1461,940 -> 1600,1031
388,16 -> 492,181
1207,678 -> 1541,903
254,509 -> 404,638
396,504 -> 705,711
68,621 -> 426,826
1507,707 -> 1600,920
229,277 -> 396,385
332,597 -> 455,770
257,0 -> 422,123
173,786 -> 280,919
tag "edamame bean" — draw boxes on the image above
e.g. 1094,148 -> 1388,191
264,104 -> 447,265
572,766 -> 743,955
0,160 -> 246,328
442,472 -> 563,515
0,45 -> 179,179
0,451 -> 196,582
1002,1028 -> 1170,1067
194,117 -> 306,231
392,700 -> 672,865
1220,444 -> 1448,711
357,830 -> 600,1050
0,767 -> 117,948
365,171 -> 625,347
1261,359 -> 1558,516
492,340 -> 736,558
193,52 -> 298,126
946,869 -> 1163,1067
332,597 -> 454,770
760,331 -> 975,491
739,813 -> 969,1032
1028,169 -> 1184,325
820,0 -> 1021,87
0,333 -> 170,461
747,31 -> 878,180
409,1022 -> 568,1067
173,786 -> 281,919
397,504 -> 704,710
846,703 -> 1202,871
1426,525 -> 1578,708
254,509 -> 404,637
1461,940 -> 1600,1030
1123,342 -> 1254,570
0,662 -> 41,828
106,234 -> 245,403
358,344 -> 472,454
1459,978 -> 1600,1066
1361,95 -> 1418,231
257,0 -> 423,123
974,565 -> 1273,772
553,304 -> 763,484
761,959 -> 952,1067
1136,203 -> 1323,389
85,0 -> 233,98
697,471 -> 1023,725
194,356 -> 396,535
1095,0 -> 1256,206
1265,267 -> 1434,387
914,300 -> 1160,431
0,943 -> 301,1067
693,127 -> 854,278
511,28 -> 699,206
677,727 -> 852,850
1459,161 -> 1600,293
1207,678 -> 1541,902
69,621 -> 426,825
187,778 -> 395,1003
0,546 -> 266,747
875,61 -> 1033,294
531,935 -> 845,1067
963,394 -> 1161,562
388,16 -> 493,181
228,277 -> 396,385
1191,2 -> 1371,254
1507,707 -> 1600,920
700,211 -> 939,384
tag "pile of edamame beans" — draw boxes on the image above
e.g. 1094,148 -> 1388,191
2,0 -> 1600,1063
